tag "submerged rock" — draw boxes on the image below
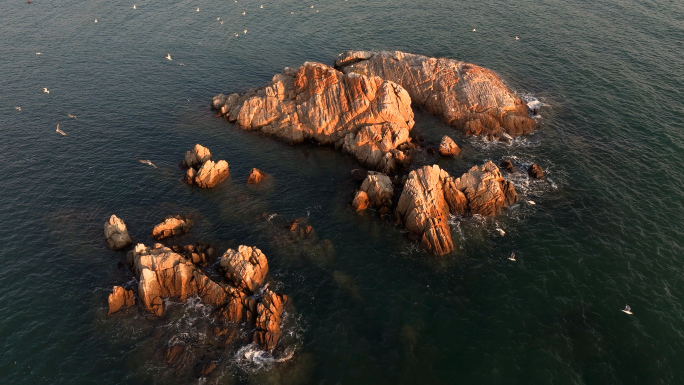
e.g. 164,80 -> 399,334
107,286 -> 135,314
181,144 -> 229,188
528,163 -> 544,179
104,215 -> 133,250
335,50 -> 537,139
438,135 -> 461,157
247,168 -> 267,184
219,245 -> 269,293
151,215 -> 193,240
212,62 -> 415,173
499,159 -> 516,173
396,162 -> 518,254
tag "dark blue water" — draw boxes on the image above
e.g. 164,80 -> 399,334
1,0 -> 683,383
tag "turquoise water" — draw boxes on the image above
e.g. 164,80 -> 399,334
1,0 -> 683,383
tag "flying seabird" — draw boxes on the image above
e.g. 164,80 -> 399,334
220,21 -> 224,24
472,28 -> 476,32
242,11 -> 246,15
138,159 -> 157,168
260,5 -> 263,8
515,36 -> 519,40
243,29 -> 247,34
527,200 -> 536,205
133,5 -> 136,9
196,7 -> 199,12
217,17 -> 220,20
36,52 -> 42,55
43,87 -> 49,94
166,53 -> 172,60
56,124 -> 66,136
496,228 -> 506,237
621,305 -> 633,315
508,252 -> 516,261
67,113 -> 77,119
94,19 -> 98,23
15,107 -> 21,112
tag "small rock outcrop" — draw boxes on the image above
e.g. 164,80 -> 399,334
171,242 -> 217,267
335,51 -> 537,139
127,243 -> 230,316
107,286 -> 135,314
212,62 -> 416,173
218,246 -> 268,293
253,289 -> 287,350
181,144 -> 229,188
355,171 -> 393,211
151,215 -> 193,240
247,168 -> 267,184
396,162 -> 518,255
528,163 -> 544,179
104,215 -> 133,250
351,191 -> 370,212
438,136 -> 461,157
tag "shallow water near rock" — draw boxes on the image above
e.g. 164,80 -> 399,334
1,0 -> 683,384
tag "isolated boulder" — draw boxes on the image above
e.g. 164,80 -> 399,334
438,135 -> 461,157
107,286 -> 135,314
212,62 -> 415,173
104,215 -> 133,250
219,245 -> 268,293
335,50 -> 536,139
247,168 -> 267,184
528,163 -> 544,179
151,215 -> 193,240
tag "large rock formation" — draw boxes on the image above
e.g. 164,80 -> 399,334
107,286 -> 135,314
104,215 -> 133,250
396,162 -> 518,255
151,215 -> 193,240
218,246 -> 268,293
127,243 -> 229,316
335,51 -> 537,139
396,165 -> 454,255
212,62 -> 416,173
181,144 -> 230,188
446,161 -> 519,217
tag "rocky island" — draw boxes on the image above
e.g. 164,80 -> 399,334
335,50 -> 537,140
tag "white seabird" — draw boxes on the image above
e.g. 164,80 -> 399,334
56,124 -> 66,136
196,7 -> 199,12
243,29 -> 247,34
242,11 -> 246,15
496,228 -> 506,237
94,19 -> 98,23
527,200 -> 536,205
15,106 -> 22,112
133,5 -> 136,9
260,5 -> 263,8
67,113 -> 77,119
508,252 -> 516,261
166,53 -> 172,60
43,87 -> 49,94
621,305 -> 633,315
472,28 -> 476,32
36,52 -> 42,55
138,159 -> 157,168
515,36 -> 519,40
